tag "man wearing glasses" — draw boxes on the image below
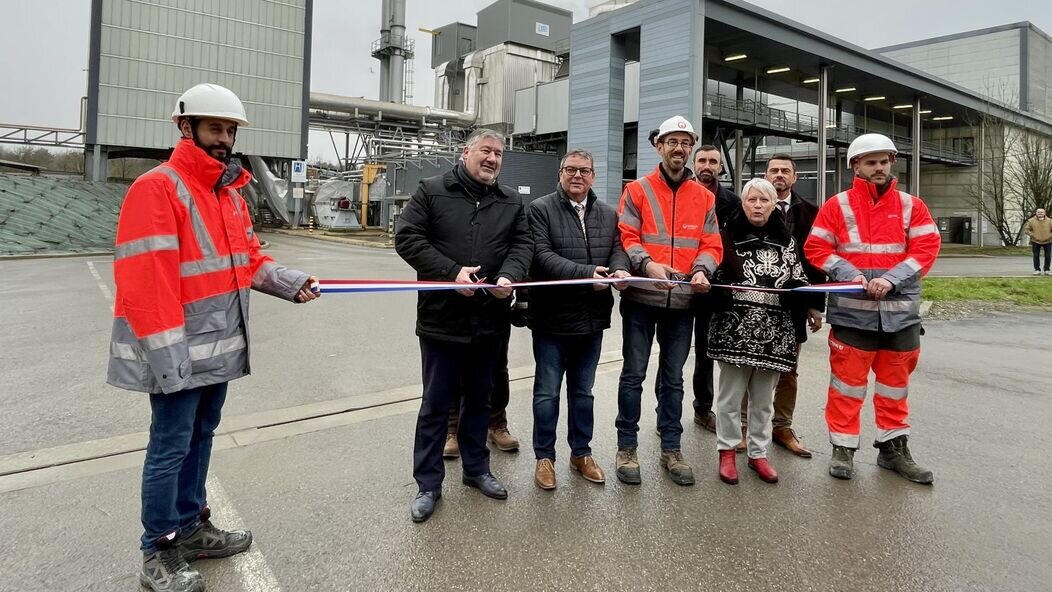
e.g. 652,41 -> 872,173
614,116 -> 724,486
525,149 -> 631,490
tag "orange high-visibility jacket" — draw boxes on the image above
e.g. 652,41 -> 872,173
804,177 -> 941,332
618,165 -> 723,309
107,139 -> 307,394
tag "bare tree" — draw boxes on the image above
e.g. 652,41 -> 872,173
1013,133 -> 1052,222
965,81 -> 1032,246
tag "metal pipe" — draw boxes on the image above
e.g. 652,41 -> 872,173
977,118 -> 985,246
309,94 -> 477,127
911,96 -> 922,195
817,66 -> 829,204
378,0 -> 392,102
389,0 -> 406,103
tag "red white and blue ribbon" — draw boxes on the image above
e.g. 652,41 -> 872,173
314,278 -> 864,294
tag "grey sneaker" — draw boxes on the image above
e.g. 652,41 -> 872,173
660,449 -> 696,486
875,436 -> 934,485
615,447 -> 641,484
141,547 -> 203,592
829,445 -> 856,480
179,521 -> 253,562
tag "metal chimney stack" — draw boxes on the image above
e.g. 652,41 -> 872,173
372,0 -> 410,103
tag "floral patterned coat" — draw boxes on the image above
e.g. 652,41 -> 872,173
707,210 -> 809,373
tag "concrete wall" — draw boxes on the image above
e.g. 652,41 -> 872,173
1027,27 -> 1052,119
881,29 -> 1022,108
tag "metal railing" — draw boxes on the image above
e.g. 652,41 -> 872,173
704,96 -> 975,165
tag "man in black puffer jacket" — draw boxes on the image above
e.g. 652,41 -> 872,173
525,149 -> 631,491
395,128 -> 533,523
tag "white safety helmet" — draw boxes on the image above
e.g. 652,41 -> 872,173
847,133 -> 897,163
171,83 -> 249,126
655,115 -> 698,143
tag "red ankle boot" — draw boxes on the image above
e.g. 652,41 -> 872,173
748,457 -> 779,483
719,449 -> 738,484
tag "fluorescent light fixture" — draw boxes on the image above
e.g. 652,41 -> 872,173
765,66 -> 791,74
825,124 -> 838,128
724,53 -> 748,62
802,77 -> 820,84
863,96 -> 886,102
919,109 -> 932,114
932,115 -> 953,121
834,87 -> 856,93
892,104 -> 913,109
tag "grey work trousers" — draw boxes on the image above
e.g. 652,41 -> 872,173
716,362 -> 779,459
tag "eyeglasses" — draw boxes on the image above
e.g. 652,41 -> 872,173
663,139 -> 694,149
561,166 -> 594,177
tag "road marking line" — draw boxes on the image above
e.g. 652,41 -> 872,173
86,260 -> 114,311
206,475 -> 284,592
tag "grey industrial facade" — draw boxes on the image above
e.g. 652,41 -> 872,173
84,0 -> 314,180
549,0 -> 1052,245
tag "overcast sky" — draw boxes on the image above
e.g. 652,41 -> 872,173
2,0 -> 1050,161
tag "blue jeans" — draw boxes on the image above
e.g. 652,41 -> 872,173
140,382 -> 227,552
616,298 -> 695,450
532,331 -> 604,460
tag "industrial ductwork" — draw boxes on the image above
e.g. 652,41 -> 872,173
309,51 -> 482,129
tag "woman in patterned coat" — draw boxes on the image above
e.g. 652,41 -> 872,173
708,178 -> 809,485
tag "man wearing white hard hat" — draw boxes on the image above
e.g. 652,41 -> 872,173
804,133 -> 941,485
614,115 -> 723,486
108,83 -> 319,592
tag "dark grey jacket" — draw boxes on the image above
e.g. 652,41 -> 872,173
395,168 -> 533,343
525,186 -> 630,335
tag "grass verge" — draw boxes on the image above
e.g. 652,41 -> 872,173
922,277 -> 1052,306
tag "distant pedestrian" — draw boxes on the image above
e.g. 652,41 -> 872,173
1025,208 -> 1052,275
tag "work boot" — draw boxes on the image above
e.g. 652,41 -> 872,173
570,455 -> 606,484
179,520 -> 253,561
615,447 -> 641,485
718,449 -> 738,485
773,427 -> 813,459
534,458 -> 557,490
875,436 -> 934,485
660,450 -> 695,486
693,411 -> 717,433
141,539 -> 204,592
829,445 -> 856,480
488,426 -> 520,452
442,433 -> 459,459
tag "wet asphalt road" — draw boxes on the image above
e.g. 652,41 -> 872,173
1,233 -> 1049,591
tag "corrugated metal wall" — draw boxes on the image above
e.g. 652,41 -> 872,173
479,44 -> 559,133
93,0 -> 307,158
393,151 -> 560,204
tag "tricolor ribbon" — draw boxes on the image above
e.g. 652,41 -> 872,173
315,277 -> 864,294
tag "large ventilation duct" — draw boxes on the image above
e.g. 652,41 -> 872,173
310,94 -> 476,127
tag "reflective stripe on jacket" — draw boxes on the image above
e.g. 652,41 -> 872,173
108,139 -> 308,394
803,177 -> 941,332
617,165 -> 723,310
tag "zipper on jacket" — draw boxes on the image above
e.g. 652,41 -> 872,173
667,183 -> 677,308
